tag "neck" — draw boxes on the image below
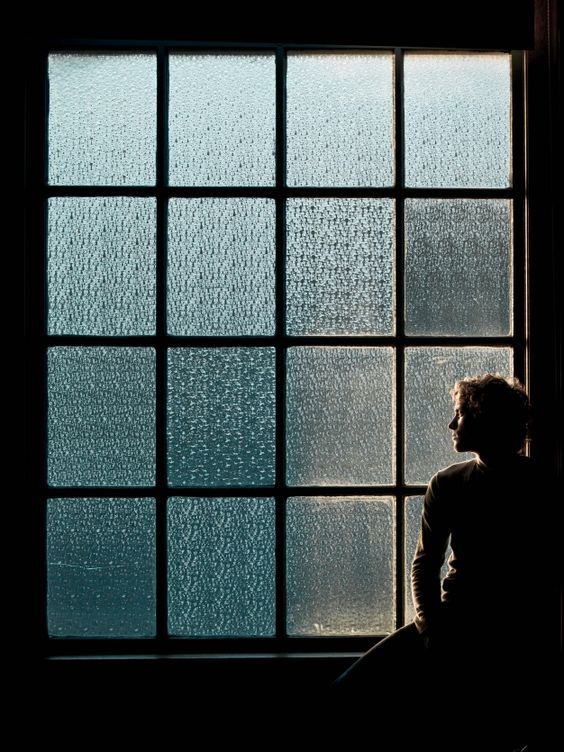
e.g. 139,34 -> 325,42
475,450 -> 521,469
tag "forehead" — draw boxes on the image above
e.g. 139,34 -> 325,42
453,394 -> 467,411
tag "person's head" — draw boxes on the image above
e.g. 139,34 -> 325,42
449,374 -> 530,458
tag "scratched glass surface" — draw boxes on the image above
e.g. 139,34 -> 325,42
287,496 -> 395,635
404,496 -> 451,624
169,53 -> 275,186
405,199 -> 512,336
167,348 -> 275,486
47,497 -> 155,637
286,198 -> 394,335
404,53 -> 511,188
48,53 -> 156,185
287,52 -> 394,186
48,197 -> 156,335
167,198 -> 275,336
48,347 -> 155,486
286,347 -> 395,486
404,347 -> 513,484
167,497 -> 275,636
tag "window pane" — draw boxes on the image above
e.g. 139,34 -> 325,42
404,496 -> 451,624
287,496 -> 394,635
405,347 -> 512,484
167,198 -> 275,336
169,53 -> 275,186
48,197 -> 156,336
48,347 -> 155,486
47,498 -> 155,637
404,53 -> 511,188
286,199 -> 394,335
405,199 -> 512,336
287,52 -> 394,187
48,53 -> 156,186
286,348 -> 395,485
167,497 -> 275,636
167,348 -> 275,486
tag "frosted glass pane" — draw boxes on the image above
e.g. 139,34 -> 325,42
405,54 -> 511,188
169,53 -> 275,186
287,53 -> 394,187
287,497 -> 394,635
405,347 -> 512,484
168,348 -> 275,486
48,198 -> 156,336
405,200 -> 512,336
48,348 -> 155,486
47,498 -> 155,637
286,348 -> 395,485
167,198 -> 275,336
48,53 -> 156,186
168,497 -> 275,636
286,199 -> 394,335
404,496 -> 451,624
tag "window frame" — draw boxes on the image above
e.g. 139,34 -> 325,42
25,38 -> 530,659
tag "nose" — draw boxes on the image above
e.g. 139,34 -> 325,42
448,416 -> 457,430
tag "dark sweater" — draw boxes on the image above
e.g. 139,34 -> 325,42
411,455 -> 544,640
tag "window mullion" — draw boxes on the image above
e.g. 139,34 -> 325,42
155,46 -> 169,640
275,46 -> 287,642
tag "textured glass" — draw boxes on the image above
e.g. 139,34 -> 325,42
286,199 -> 394,335
404,53 -> 511,188
167,497 -> 275,636
287,497 -> 394,635
287,53 -> 394,187
48,53 -> 156,185
48,197 -> 156,336
169,53 -> 275,186
48,348 -> 155,486
405,200 -> 512,336
405,347 -> 512,484
47,498 -> 155,637
167,198 -> 275,336
286,348 -> 395,485
168,348 -> 275,486
404,496 -> 451,624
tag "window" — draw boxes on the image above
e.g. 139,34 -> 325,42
31,41 -> 525,653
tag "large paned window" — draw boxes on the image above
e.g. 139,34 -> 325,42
39,43 -> 524,649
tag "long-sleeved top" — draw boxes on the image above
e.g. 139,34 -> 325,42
411,455 -> 548,641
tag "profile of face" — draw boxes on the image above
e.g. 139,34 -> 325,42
448,397 -> 480,454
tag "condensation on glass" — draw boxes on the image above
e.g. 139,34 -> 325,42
404,496 -> 451,624
405,199 -> 512,336
47,497 -> 155,637
169,53 -> 275,186
167,348 -> 275,487
167,198 -> 275,336
404,347 -> 513,485
286,198 -> 394,335
48,53 -> 156,186
404,53 -> 511,188
48,197 -> 156,336
286,52 -> 394,187
286,347 -> 395,486
48,347 -> 156,486
167,497 -> 275,636
286,496 -> 395,635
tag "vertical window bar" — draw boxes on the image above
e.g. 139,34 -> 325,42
394,48 -> 406,629
155,46 -> 169,640
275,46 -> 287,641
512,51 -> 526,389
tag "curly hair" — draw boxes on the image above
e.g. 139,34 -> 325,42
451,374 -> 531,453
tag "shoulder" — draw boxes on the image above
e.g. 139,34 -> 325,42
434,459 -> 476,486
426,459 -> 476,501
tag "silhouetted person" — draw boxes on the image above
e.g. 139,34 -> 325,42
329,375 -> 555,750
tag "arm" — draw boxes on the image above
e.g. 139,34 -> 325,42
411,474 -> 451,637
